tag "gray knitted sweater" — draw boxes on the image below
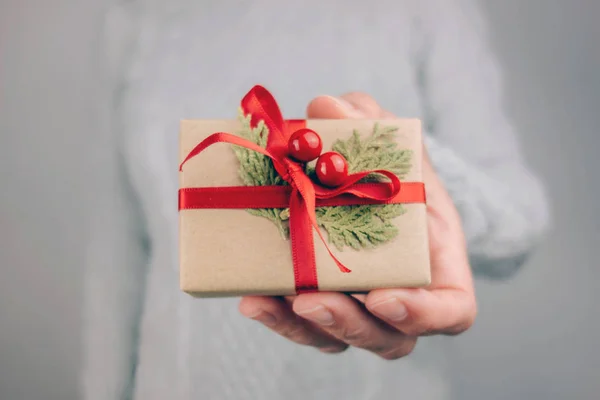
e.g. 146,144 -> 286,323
83,1 -> 549,399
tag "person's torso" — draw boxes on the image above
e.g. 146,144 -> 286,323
116,1 -> 451,399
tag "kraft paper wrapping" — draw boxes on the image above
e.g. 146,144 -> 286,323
179,119 -> 431,297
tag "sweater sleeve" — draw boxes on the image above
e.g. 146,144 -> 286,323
81,6 -> 149,399
81,135 -> 149,400
415,0 -> 550,279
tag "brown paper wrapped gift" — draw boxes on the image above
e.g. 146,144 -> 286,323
179,89 -> 430,297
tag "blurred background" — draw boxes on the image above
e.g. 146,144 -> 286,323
1,0 -> 599,399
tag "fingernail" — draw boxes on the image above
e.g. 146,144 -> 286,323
322,95 -> 363,117
370,298 -> 408,322
244,310 -> 277,326
322,95 -> 353,110
296,305 -> 335,326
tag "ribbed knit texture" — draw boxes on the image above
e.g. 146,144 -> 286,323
83,1 -> 549,399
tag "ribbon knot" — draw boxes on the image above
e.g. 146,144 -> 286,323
178,85 -> 423,293
280,158 -> 307,190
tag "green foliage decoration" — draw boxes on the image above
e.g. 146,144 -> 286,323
232,110 -> 413,250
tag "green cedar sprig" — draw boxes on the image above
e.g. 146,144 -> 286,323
232,111 -> 413,250
232,111 -> 289,239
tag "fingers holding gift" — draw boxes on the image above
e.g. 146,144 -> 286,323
292,292 -> 417,360
366,288 -> 477,337
306,92 -> 389,120
339,92 -> 389,118
239,296 -> 348,353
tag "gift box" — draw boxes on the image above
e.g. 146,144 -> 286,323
179,86 -> 430,297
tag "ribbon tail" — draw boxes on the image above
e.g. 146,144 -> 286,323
314,169 -> 402,201
289,189 -> 319,293
179,132 -> 284,172
312,222 -> 352,274
290,166 -> 353,274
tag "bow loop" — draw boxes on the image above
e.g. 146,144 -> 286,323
279,158 -> 306,190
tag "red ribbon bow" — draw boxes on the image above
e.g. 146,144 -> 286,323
179,86 -> 426,293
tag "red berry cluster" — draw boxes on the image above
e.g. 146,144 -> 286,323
288,129 -> 348,187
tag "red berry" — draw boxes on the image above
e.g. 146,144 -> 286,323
316,152 -> 348,187
288,129 -> 323,162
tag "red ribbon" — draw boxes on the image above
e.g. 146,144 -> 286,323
179,85 -> 426,293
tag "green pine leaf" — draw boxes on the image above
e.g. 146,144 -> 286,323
232,113 -> 413,250
316,204 -> 406,251
372,204 -> 406,220
233,111 -> 288,239
319,124 -> 413,250
332,123 -> 413,179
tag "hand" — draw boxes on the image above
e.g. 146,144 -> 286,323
239,93 -> 476,359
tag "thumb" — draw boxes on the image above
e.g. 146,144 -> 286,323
306,92 -> 385,119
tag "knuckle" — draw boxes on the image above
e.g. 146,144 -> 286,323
401,324 -> 431,337
278,323 -> 342,349
462,311 -> 477,331
419,321 -> 438,336
339,324 -> 370,343
340,92 -> 382,115
279,324 -> 311,345
341,91 -> 375,102
469,299 -> 478,325
319,345 -> 349,354
447,299 -> 478,336
380,351 -> 404,361
448,314 -> 476,336
379,341 -> 416,360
